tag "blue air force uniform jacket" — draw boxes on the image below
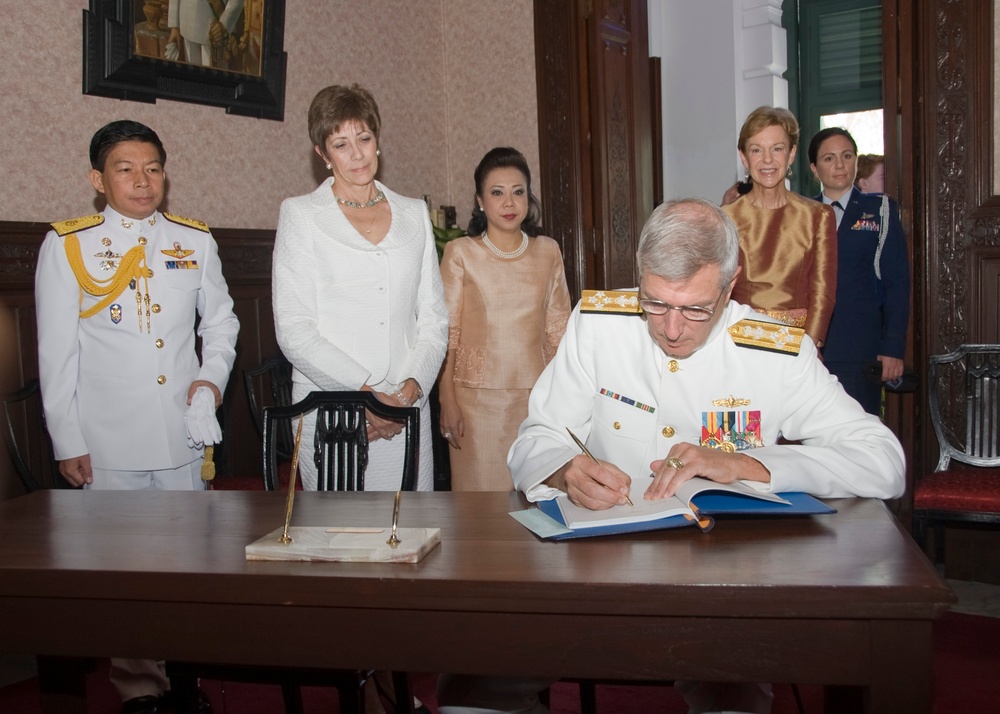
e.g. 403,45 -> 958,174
508,299 -> 904,502
817,188 -> 910,364
36,206 -> 239,471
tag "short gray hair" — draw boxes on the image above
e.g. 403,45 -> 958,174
636,198 -> 739,290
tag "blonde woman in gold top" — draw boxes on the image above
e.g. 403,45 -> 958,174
438,147 -> 572,491
722,106 -> 837,347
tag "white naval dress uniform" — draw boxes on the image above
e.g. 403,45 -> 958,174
509,299 -> 905,502
439,300 -> 905,714
36,206 -> 238,701
36,206 -> 239,476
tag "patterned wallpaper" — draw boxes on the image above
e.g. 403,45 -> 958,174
0,1 -> 538,231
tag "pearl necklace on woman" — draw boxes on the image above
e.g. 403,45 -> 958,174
333,187 -> 386,209
482,230 -> 529,260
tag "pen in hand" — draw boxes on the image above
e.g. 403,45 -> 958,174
565,427 -> 635,508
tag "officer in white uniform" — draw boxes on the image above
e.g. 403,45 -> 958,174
437,198 -> 904,714
35,120 -> 237,714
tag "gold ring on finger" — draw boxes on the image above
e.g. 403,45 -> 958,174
666,457 -> 684,470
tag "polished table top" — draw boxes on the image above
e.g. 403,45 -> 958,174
0,489 -> 954,620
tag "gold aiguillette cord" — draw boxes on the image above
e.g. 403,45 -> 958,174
279,414 -> 305,544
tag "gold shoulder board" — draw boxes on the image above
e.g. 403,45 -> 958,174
728,319 -> 803,356
163,212 -> 210,232
50,214 -> 104,237
580,289 -> 642,314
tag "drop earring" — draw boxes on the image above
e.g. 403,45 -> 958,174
326,163 -> 332,170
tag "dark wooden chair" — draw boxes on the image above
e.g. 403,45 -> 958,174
913,344 -> 1000,565
172,391 -> 420,714
3,379 -> 62,493
243,354 -> 295,460
262,390 -> 419,493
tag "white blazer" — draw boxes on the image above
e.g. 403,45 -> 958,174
272,179 -> 448,491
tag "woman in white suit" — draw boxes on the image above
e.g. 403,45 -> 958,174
273,84 -> 448,492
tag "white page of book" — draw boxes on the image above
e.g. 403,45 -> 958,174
556,476 -> 790,529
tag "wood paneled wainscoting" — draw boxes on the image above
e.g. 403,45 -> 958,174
0,221 -> 278,501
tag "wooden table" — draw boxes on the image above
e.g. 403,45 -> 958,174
0,490 -> 953,713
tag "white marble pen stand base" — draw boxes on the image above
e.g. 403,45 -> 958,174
245,526 -> 441,563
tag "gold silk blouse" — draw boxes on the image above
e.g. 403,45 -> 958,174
723,191 -> 837,345
440,234 -> 571,389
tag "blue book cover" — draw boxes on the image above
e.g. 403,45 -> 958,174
529,490 -> 835,540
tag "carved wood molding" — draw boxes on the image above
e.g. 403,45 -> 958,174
0,221 -> 276,292
928,0 -> 1000,358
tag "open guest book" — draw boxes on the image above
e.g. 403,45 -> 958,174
519,477 -> 835,540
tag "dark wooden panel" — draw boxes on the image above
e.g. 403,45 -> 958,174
534,0 -> 589,298
587,0 -> 653,291
909,0 -> 1000,581
0,221 -> 277,498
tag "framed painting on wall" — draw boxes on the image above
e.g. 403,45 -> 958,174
83,0 -> 286,120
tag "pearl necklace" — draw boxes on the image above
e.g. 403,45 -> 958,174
333,188 -> 386,209
482,230 -> 529,260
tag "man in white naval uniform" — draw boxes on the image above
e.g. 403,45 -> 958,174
437,198 -> 904,714
35,120 -> 238,714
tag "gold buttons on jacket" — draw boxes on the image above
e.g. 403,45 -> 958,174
662,426 -> 675,438
138,236 -> 147,245
157,375 -> 166,385
151,304 -> 161,313
155,339 -> 164,348
668,360 -> 679,372
147,269 -> 154,278
613,421 -> 621,430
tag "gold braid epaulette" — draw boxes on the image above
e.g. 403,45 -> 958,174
163,212 -> 210,232
51,215 -> 104,237
64,234 -> 149,321
580,289 -> 642,314
728,318 -> 803,356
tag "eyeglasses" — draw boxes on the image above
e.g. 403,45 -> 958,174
638,290 -> 723,322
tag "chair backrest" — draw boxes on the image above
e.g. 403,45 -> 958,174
262,391 -> 420,493
244,354 -> 294,460
929,344 -> 1000,471
3,379 -> 59,492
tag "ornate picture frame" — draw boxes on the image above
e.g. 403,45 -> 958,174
83,0 -> 286,121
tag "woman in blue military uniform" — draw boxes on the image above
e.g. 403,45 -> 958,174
807,127 -> 910,416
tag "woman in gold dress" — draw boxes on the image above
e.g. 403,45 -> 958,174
722,106 -> 837,347
438,147 -> 572,491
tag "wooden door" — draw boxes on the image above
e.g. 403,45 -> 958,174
534,0 -> 656,297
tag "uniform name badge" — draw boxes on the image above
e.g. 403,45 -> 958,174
701,410 -> 763,451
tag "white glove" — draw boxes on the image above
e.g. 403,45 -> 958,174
164,42 -> 179,61
184,386 -> 222,448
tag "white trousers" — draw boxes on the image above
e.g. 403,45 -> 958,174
87,459 -> 207,491
88,458 -> 206,701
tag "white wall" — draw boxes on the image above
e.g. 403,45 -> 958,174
650,0 -> 788,204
